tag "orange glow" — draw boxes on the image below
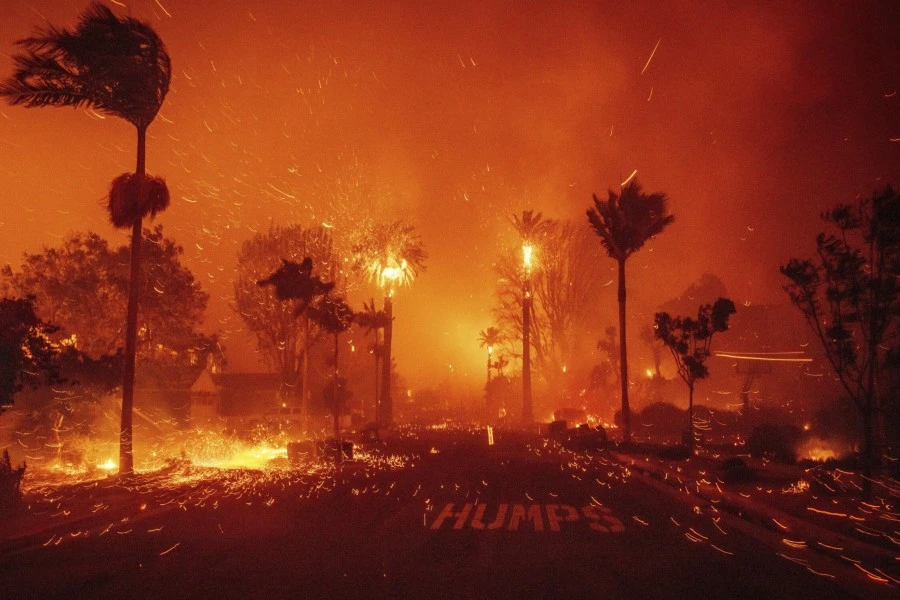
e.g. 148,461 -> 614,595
0,1 -> 895,392
522,243 -> 534,273
368,256 -> 414,297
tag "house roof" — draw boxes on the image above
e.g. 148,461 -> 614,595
190,367 -> 220,394
213,372 -> 282,392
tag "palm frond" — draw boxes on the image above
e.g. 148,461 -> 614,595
0,2 -> 171,128
586,178 -> 674,260
108,172 -> 170,229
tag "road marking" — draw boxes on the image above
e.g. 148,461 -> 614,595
430,503 -> 625,533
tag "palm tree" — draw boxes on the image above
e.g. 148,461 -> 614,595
259,258 -> 335,433
310,294 -> 354,457
0,4 -> 171,476
510,210 -> 552,423
354,221 -> 427,425
477,327 -> 503,388
355,299 -> 390,422
493,354 -> 509,377
586,179 -> 674,444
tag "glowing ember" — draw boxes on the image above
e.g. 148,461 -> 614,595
522,243 -> 534,272
798,437 -> 840,462
97,458 -> 117,471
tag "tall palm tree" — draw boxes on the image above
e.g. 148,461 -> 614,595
0,4 -> 171,476
259,258 -> 335,433
510,210 -> 552,423
586,179 -> 674,444
310,294 -> 354,457
355,299 -> 389,422
354,221 -> 427,425
477,327 -> 503,388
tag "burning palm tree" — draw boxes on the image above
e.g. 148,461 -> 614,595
0,4 -> 171,476
478,327 -> 504,388
587,179 -> 674,444
354,221 -> 426,424
510,210 -> 551,424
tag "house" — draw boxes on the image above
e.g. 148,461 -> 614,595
188,366 -> 284,428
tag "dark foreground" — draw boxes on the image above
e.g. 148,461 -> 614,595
0,428 -> 889,599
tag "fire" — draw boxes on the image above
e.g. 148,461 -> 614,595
368,256 -> 414,295
522,243 -> 534,272
97,458 -> 117,471
798,437 -> 839,462
804,446 -> 837,462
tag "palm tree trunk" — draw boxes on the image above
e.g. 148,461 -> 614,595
523,280 -> 533,423
617,259 -> 630,444
119,125 -> 147,477
381,296 -> 393,425
302,309 -> 310,434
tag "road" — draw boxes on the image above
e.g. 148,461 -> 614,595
0,428 -> 885,599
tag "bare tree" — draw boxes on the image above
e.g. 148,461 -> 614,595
494,220 -> 608,398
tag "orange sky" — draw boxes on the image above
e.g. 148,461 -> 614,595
1,0 -> 897,388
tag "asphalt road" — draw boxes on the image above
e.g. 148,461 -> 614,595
0,428 -> 882,599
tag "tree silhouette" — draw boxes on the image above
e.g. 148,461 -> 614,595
2,227 -> 218,391
781,185 -> 899,499
590,326 -> 621,406
639,324 -> 664,379
354,221 -> 426,425
495,220 -> 608,396
259,258 -> 334,433
0,296 -> 59,412
355,299 -> 390,422
654,298 -> 736,453
0,3 -> 172,476
235,225 -> 335,424
478,327 -> 503,388
509,210 -> 552,423
310,294 -> 354,451
587,179 -> 674,443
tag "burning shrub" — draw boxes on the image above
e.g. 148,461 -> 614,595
0,449 -> 26,512
747,423 -> 801,464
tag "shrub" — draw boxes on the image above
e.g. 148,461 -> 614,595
0,449 -> 26,512
719,456 -> 754,482
747,423 -> 801,464
639,402 -> 685,431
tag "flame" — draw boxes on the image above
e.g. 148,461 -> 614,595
368,256 -> 413,294
522,243 -> 533,272
97,458 -> 117,471
798,437 -> 840,462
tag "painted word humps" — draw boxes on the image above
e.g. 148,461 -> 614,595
430,503 -> 625,533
